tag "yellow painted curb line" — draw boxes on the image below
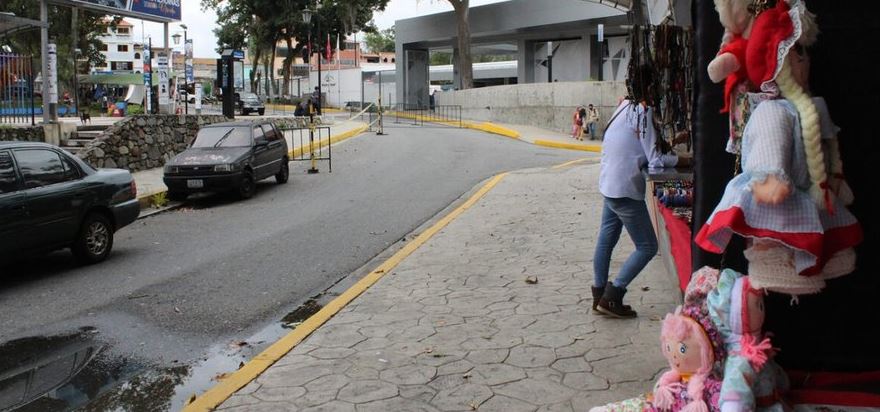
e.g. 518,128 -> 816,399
469,122 -> 520,139
183,172 -> 509,412
288,124 -> 370,159
552,158 -> 593,169
388,111 -> 520,140
534,139 -> 602,152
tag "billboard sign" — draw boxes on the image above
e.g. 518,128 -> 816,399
157,52 -> 170,105
143,43 -> 152,113
47,43 -> 58,104
131,0 -> 182,21
60,0 -> 181,22
185,39 -> 194,84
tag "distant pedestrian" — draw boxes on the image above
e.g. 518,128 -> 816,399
62,90 -> 72,117
311,87 -> 322,115
571,106 -> 583,139
591,98 -> 690,318
577,106 -> 588,141
586,104 -> 600,140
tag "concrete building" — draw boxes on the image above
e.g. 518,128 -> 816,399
395,0 -> 639,107
92,19 -> 144,74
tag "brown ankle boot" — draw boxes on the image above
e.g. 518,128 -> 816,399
597,284 -> 637,318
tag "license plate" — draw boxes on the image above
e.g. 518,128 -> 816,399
187,179 -> 204,189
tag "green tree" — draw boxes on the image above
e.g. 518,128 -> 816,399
365,27 -> 395,53
202,0 -> 390,97
1,1 -> 111,92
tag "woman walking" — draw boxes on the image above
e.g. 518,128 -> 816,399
592,98 -> 690,318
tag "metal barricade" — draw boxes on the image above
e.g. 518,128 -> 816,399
280,124 -> 332,173
0,53 -> 36,125
389,103 -> 462,128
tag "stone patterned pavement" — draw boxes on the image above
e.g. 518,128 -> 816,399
216,163 -> 681,411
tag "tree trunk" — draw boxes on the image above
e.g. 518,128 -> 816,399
282,37 -> 293,98
450,0 -> 474,89
269,41 -> 277,98
251,48 -> 262,93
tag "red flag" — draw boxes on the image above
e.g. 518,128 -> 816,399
325,34 -> 332,62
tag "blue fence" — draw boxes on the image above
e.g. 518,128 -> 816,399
1,53 -> 36,125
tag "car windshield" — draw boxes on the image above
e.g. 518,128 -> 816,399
241,93 -> 259,101
191,127 -> 252,148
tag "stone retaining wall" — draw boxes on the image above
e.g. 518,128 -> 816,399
78,115 -> 228,171
0,125 -> 45,142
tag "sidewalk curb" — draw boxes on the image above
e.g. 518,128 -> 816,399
534,139 -> 602,152
182,172 -> 509,412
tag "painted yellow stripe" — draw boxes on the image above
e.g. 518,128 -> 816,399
183,172 -> 509,412
287,124 -> 369,159
552,158 -> 593,169
534,139 -> 602,152
388,111 -> 520,140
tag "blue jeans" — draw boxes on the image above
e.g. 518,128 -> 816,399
593,196 -> 658,289
588,122 -> 597,139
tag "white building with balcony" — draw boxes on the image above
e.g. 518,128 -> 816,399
92,19 -> 144,74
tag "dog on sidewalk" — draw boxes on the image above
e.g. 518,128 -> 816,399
80,111 -> 91,125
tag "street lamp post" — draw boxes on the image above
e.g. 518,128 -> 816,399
303,3 -> 322,116
172,24 -> 189,114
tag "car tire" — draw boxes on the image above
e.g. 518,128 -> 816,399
167,191 -> 187,202
258,109 -> 265,116
239,170 -> 256,199
243,109 -> 250,116
275,160 -> 289,184
72,212 -> 114,264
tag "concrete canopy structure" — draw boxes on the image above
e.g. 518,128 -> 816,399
394,0 -> 631,107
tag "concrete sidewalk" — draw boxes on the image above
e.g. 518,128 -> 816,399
132,119 -> 369,206
205,162 -> 679,411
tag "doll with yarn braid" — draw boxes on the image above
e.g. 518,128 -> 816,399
695,0 -> 863,296
707,270 -> 788,412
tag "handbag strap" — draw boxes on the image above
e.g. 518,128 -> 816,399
603,102 -> 632,134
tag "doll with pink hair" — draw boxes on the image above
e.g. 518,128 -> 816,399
590,267 -> 725,412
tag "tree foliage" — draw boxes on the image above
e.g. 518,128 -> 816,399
364,28 -> 395,53
201,0 -> 390,96
1,0 -> 112,90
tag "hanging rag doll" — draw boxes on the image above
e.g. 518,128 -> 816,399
590,268 -> 726,412
695,0 -> 863,296
708,270 -> 788,411
708,0 -> 755,154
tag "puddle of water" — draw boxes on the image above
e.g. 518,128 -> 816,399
0,328 -> 192,412
1,291 -> 338,411
280,299 -> 323,329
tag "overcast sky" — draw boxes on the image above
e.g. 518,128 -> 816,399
133,0 -> 511,58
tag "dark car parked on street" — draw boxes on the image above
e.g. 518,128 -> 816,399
237,92 -> 266,116
163,121 -> 289,200
0,142 -> 140,264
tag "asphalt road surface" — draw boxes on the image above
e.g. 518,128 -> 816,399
0,123 -> 586,411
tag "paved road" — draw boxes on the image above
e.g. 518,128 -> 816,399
0,124 -> 585,411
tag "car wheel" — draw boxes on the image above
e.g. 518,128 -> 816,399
258,109 -> 265,116
275,160 -> 289,184
72,213 -> 114,264
243,109 -> 250,116
239,171 -> 256,199
167,191 -> 187,202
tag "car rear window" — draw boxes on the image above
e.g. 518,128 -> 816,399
192,127 -> 252,148
14,149 -> 72,189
